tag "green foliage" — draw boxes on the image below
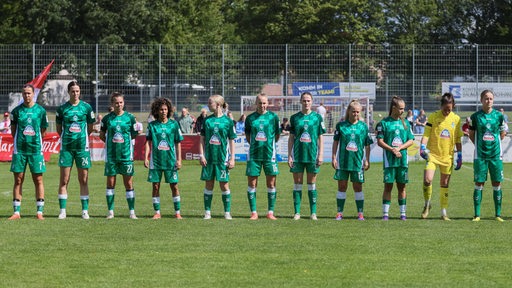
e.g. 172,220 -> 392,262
0,160 -> 511,287
2,1 -> 512,45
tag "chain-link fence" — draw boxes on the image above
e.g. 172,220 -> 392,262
2,44 -> 512,119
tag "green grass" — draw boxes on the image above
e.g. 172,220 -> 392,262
1,159 -> 511,287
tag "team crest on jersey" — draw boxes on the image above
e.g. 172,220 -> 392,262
255,131 -> 267,141
299,132 -> 311,143
483,131 -> 495,141
113,132 -> 124,143
23,125 -> 36,136
157,140 -> 170,150
69,122 -> 81,133
161,132 -> 167,138
440,129 -> 450,139
73,115 -> 78,121
209,134 -> 221,145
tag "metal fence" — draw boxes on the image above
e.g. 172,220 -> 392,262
2,44 -> 512,119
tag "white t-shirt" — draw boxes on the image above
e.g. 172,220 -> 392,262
316,105 -> 326,119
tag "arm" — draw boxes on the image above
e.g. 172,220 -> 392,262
144,140 -> 151,168
364,144 -> 371,170
316,134 -> 324,166
11,124 -> 16,138
56,124 -> 62,136
99,130 -> 106,142
199,135 -> 207,167
175,142 -> 182,169
245,131 -> 251,145
287,134 -> 295,168
228,138 -> 235,169
87,123 -> 93,135
468,130 -> 475,144
377,138 -> 401,158
331,140 -> 339,169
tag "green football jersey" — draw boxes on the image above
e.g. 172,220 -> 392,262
245,111 -> 280,161
289,111 -> 326,163
11,103 -> 48,155
470,109 -> 505,159
101,111 -> 138,162
376,116 -> 414,168
146,119 -> 183,170
56,101 -> 95,151
333,120 -> 373,171
201,114 -> 236,164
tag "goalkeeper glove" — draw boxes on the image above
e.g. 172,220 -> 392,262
454,151 -> 462,170
420,144 -> 430,161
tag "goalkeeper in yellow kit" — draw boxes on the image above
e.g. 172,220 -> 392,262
419,93 -> 463,220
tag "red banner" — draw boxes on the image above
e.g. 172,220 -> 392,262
0,133 -> 202,162
0,132 -> 60,161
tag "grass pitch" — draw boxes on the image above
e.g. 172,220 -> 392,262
0,159 -> 511,287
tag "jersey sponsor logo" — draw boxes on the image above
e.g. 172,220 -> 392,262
23,125 -> 36,136
113,132 -> 125,143
392,136 -> 403,147
69,122 -> 81,133
255,131 -> 267,141
440,129 -> 450,139
209,134 -> 221,145
157,140 -> 170,150
483,131 -> 495,141
346,141 -> 358,151
299,132 -> 311,143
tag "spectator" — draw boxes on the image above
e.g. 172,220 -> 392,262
178,107 -> 194,134
227,111 -> 236,125
280,117 -> 291,134
413,106 -> 419,121
134,117 -> 143,135
92,114 -> 102,133
462,117 -> 470,137
147,113 -> 155,124
316,102 -> 327,119
500,108 -> 509,124
235,114 -> 246,134
194,108 -> 208,134
414,109 -> 427,135
406,110 -> 414,130
0,112 -> 11,134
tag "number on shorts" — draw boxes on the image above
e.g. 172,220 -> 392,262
220,170 -> 227,179
273,164 -> 278,173
126,164 -> 133,173
81,157 -> 89,167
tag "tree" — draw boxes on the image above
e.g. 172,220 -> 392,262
233,0 -> 386,44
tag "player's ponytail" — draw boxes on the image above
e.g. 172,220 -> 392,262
210,94 -> 227,113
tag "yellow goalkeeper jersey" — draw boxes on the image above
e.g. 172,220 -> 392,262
423,110 -> 462,166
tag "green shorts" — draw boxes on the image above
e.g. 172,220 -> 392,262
201,164 -> 230,182
59,149 -> 91,168
473,158 -> 503,183
148,169 -> 179,183
333,169 -> 364,183
10,153 -> 46,174
104,161 -> 134,176
290,162 -> 319,174
383,167 -> 409,184
246,160 -> 279,177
